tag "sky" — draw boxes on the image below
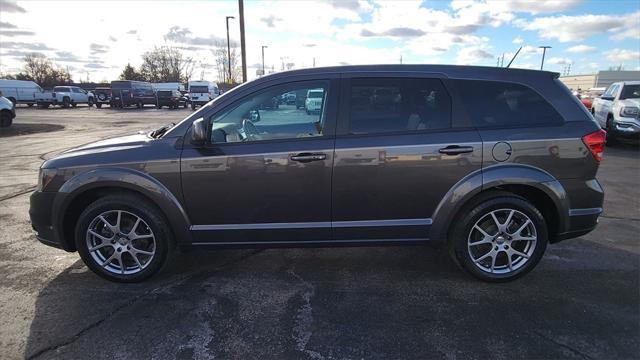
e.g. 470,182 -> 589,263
0,0 -> 639,83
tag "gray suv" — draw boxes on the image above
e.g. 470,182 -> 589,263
29,65 -> 605,282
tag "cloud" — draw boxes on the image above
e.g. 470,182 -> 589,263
108,36 -> 117,42
126,29 -> 137,35
55,51 -> 85,63
0,41 -> 54,51
512,36 -> 523,44
547,57 -> 572,65
302,43 -> 317,48
0,0 -> 26,13
164,26 -> 226,47
85,63 -> 110,69
606,49 -> 640,62
456,47 -> 494,65
567,45 -> 596,53
0,30 -> 36,36
486,0 -> 582,14
90,43 -> 110,54
519,12 -> 640,42
326,0 -> 364,12
260,15 -> 282,28
360,27 -> 426,38
0,21 -> 17,29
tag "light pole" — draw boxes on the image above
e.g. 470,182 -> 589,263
539,46 -> 551,70
226,16 -> 235,83
238,0 -> 247,82
261,45 -> 268,76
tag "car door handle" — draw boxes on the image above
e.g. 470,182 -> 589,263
290,153 -> 327,162
438,145 -> 474,155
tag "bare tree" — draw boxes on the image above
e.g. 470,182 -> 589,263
211,40 -> 241,84
139,46 -> 195,83
22,53 -> 71,88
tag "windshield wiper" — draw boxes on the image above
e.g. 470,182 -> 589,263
150,123 -> 175,138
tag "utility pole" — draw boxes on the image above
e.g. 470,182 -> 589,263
539,46 -> 551,70
400,55 -> 402,64
226,16 -> 235,83
238,0 -> 247,83
261,45 -> 268,76
312,57 -> 315,68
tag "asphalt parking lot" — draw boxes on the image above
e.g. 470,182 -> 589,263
0,106 -> 638,359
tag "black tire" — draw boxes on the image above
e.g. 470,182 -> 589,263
183,102 -> 188,109
75,194 -> 173,283
606,116 -> 618,146
27,103 -> 34,107
88,98 -> 94,107
450,193 -> 548,282
156,104 -> 162,109
38,103 -> 50,109
96,103 -> 102,108
62,97 -> 70,108
71,102 -> 77,108
137,101 -> 143,109
0,111 -> 13,127
191,102 -> 196,110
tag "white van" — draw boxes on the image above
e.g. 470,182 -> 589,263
0,79 -> 42,106
188,80 -> 219,110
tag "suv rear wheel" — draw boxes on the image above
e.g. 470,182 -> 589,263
0,110 -> 13,127
75,194 -> 172,282
450,194 -> 547,282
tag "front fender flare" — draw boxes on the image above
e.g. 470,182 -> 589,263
55,167 -> 192,249
429,164 -> 569,244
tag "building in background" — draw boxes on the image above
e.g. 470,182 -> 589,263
560,71 -> 640,91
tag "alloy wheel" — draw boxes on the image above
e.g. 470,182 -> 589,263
86,210 -> 156,275
467,208 -> 537,274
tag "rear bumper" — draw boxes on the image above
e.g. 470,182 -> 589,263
29,191 -> 67,250
556,207 -> 602,241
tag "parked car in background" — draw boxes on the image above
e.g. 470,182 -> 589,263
29,65 -> 605,283
0,79 -> 41,107
110,80 -> 156,108
304,88 -> 324,114
156,90 -> 187,109
0,95 -> 16,127
93,87 -> 111,108
295,89 -> 307,109
592,81 -> 640,144
188,80 -> 219,110
577,87 -> 605,111
36,86 -> 95,108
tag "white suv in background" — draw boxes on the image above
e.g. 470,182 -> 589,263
592,81 -> 640,144
304,88 -> 324,114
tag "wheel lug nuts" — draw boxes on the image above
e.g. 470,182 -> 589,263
494,246 -> 498,250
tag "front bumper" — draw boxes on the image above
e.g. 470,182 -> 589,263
29,191 -> 65,250
612,118 -> 640,137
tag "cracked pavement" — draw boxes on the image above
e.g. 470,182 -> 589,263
0,106 -> 638,359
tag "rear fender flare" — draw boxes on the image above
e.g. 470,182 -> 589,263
430,164 -> 569,244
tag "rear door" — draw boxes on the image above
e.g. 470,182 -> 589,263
181,76 -> 339,244
332,74 -> 482,241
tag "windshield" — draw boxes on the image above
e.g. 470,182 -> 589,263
190,86 -> 209,93
620,85 -> 640,100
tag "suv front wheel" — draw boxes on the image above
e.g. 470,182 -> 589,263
75,194 -> 172,282
451,194 -> 548,282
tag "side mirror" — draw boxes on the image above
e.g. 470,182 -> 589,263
600,96 -> 614,101
190,118 -> 207,146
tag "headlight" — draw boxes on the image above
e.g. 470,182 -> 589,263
620,107 -> 639,117
37,168 -> 57,191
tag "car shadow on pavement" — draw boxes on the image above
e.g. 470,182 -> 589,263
24,242 -> 639,359
0,123 -> 64,138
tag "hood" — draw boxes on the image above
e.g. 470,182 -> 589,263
619,98 -> 640,107
62,132 -> 151,155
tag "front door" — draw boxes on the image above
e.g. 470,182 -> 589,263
181,78 -> 338,244
332,75 -> 482,241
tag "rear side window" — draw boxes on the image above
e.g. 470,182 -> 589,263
348,78 -> 451,135
452,80 -> 563,128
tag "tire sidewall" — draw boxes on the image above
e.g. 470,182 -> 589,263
75,196 -> 171,282
452,196 -> 548,282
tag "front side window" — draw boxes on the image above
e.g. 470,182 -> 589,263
452,79 -> 563,128
348,78 -> 451,134
209,81 -> 328,143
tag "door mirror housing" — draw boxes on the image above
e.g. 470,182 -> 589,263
600,95 -> 614,101
190,118 -> 207,146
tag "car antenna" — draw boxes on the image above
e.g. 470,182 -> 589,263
506,46 -> 522,68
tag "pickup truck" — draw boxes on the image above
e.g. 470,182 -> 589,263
36,86 -> 95,108
592,81 -> 640,144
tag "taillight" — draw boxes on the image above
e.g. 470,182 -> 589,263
582,129 -> 606,162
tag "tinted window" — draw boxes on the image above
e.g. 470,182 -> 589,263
157,90 -> 172,97
348,78 -> 451,134
53,87 -> 69,92
620,84 -> 640,100
71,88 -> 81,93
111,81 -> 132,89
209,81 -> 328,143
452,80 -> 563,127
191,86 -> 209,93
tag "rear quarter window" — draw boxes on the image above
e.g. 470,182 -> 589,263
451,79 -> 564,128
